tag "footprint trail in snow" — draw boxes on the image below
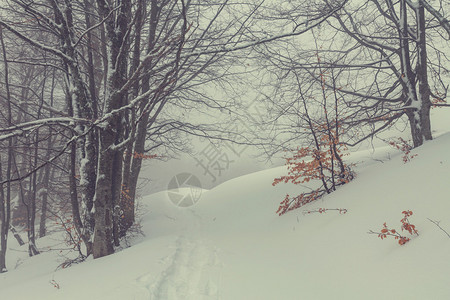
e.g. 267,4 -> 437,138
140,236 -> 223,300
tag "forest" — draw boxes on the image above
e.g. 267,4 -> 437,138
0,0 -> 449,278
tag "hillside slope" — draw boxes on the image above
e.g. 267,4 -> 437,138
1,133 -> 450,299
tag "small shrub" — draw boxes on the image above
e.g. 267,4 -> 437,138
388,137 -> 417,163
369,210 -> 419,245
273,52 -> 354,216
273,130 -> 354,216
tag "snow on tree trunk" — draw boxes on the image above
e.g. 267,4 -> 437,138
92,0 -> 131,258
416,3 -> 432,142
399,0 -> 423,148
92,135 -> 115,258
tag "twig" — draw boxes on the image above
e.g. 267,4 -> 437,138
428,218 -> 450,239
303,208 -> 347,215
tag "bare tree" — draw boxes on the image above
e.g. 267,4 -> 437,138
258,0 -> 449,153
0,25 -> 13,272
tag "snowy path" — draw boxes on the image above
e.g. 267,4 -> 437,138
138,236 -> 222,300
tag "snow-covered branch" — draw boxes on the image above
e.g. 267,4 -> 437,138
418,0 -> 450,39
182,2 -> 346,59
0,117 -> 88,141
0,21 -> 73,62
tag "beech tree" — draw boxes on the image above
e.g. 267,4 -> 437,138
326,0 -> 450,147
257,0 -> 449,156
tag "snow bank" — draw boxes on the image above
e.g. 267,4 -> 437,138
1,133 -> 450,299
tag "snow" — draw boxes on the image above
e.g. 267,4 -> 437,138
37,188 -> 48,197
79,158 -> 89,186
2,120 -> 450,299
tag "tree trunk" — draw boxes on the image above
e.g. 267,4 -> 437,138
398,0 -> 423,148
126,109 -> 150,227
69,141 -> 88,251
0,157 -> 8,273
416,3 -> 432,142
119,0 -> 146,238
28,133 -> 40,257
92,127 -> 116,258
9,225 -> 24,246
0,25 -> 12,273
92,0 -> 131,257
122,0 -> 159,234
38,163 -> 50,238
112,149 -> 123,247
39,69 -> 57,238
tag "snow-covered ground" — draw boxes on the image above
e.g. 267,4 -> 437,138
1,109 -> 450,299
